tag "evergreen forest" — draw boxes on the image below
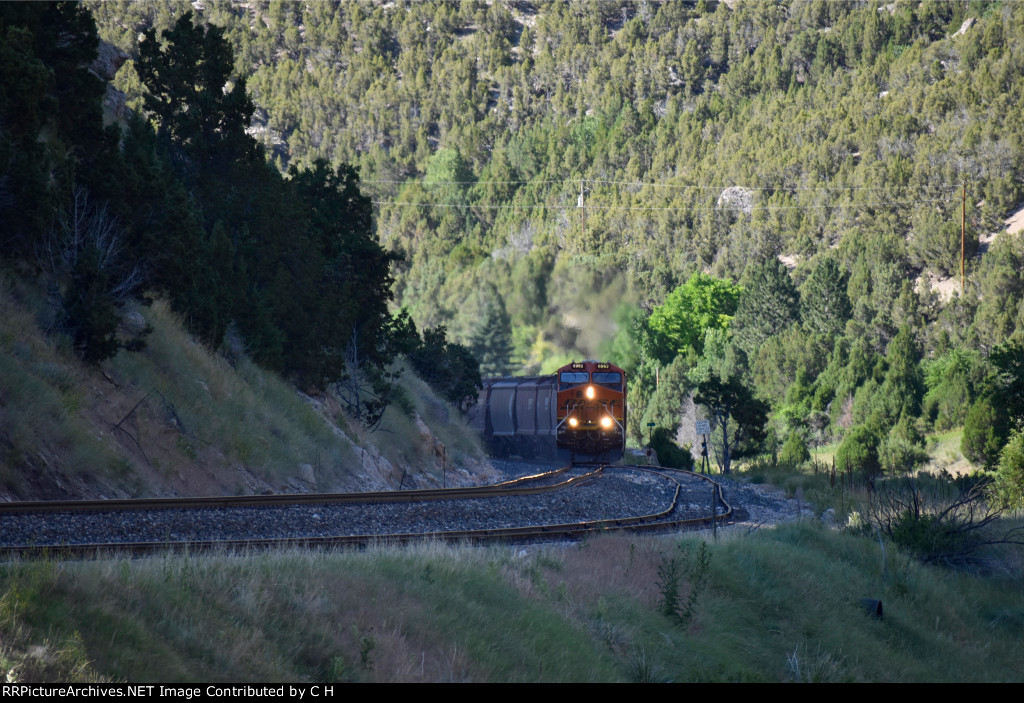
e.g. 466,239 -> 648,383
3,0 -> 1024,502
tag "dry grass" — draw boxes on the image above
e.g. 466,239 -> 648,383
1,277 -> 491,500
1,528 -> 1022,682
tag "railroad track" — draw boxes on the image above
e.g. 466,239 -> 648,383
0,464 -> 731,559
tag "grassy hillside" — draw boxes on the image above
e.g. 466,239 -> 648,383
0,275 -> 491,501
1,523 -> 1021,682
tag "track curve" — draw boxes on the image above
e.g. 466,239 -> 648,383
0,464 -> 731,559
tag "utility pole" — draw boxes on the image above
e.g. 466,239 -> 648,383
961,182 -> 966,294
578,179 -> 586,241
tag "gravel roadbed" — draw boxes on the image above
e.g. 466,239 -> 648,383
0,466 -> 711,546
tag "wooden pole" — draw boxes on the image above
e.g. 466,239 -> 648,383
579,179 -> 586,242
961,182 -> 966,294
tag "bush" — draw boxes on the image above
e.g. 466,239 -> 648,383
870,480 -> 1023,568
651,427 -> 694,470
961,396 -> 1010,470
834,424 -> 879,476
779,430 -> 811,467
992,429 -> 1024,510
878,416 -> 929,473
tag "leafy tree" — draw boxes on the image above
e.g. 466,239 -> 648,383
136,11 -> 256,163
407,324 -> 482,413
694,373 -> 768,474
646,272 -> 741,363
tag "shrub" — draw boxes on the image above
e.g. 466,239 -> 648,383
779,430 -> 811,467
961,396 -> 1010,470
834,424 -> 879,476
992,429 -> 1024,510
870,480 -> 1023,568
650,427 -> 694,470
878,416 -> 929,473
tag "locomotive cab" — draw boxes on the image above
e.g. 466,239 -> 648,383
555,360 -> 627,459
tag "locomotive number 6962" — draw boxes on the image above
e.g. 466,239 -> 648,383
555,360 -> 627,458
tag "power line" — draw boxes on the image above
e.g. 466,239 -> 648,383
361,176 -> 960,193
371,197 -> 954,213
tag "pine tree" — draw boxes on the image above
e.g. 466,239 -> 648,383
468,288 -> 514,377
733,259 -> 800,357
800,257 -> 852,341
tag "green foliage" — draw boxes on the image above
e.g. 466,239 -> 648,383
834,424 -> 880,476
973,232 -> 1024,350
992,429 -> 1024,510
646,273 -> 741,363
779,430 -> 811,467
597,303 -> 643,375
136,11 -> 256,161
921,348 -> 988,430
800,257 -> 852,342
878,325 -> 925,424
989,341 -> 1024,426
467,285 -> 514,377
962,396 -> 1010,471
878,416 -> 929,474
406,323 -> 482,413
650,427 -> 694,471
636,355 -> 692,449
694,373 -> 769,474
26,1 -> 1024,462
657,542 -> 712,629
732,260 -> 800,358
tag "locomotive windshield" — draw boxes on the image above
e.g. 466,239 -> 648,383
559,371 -> 589,388
592,372 -> 622,389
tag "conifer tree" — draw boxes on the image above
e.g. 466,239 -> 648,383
733,259 -> 800,357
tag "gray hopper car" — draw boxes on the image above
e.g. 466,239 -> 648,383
467,376 -> 558,460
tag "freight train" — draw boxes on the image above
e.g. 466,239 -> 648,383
468,360 -> 626,461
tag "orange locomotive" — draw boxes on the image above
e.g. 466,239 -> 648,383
468,360 -> 627,461
555,360 -> 627,459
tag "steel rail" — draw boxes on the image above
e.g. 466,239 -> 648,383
0,465 -> 597,515
0,465 -> 732,560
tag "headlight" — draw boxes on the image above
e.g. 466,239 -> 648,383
568,417 -> 578,428
600,416 -> 613,429
586,385 -> 595,399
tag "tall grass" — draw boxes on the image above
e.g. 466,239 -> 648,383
107,299 -> 365,493
1,526 -> 1020,682
2,276 -> 487,498
0,278 -> 127,496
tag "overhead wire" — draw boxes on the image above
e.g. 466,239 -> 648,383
364,175 -> 960,212
371,198 -> 953,212
362,176 -> 959,192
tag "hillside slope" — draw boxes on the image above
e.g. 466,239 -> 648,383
0,278 -> 494,501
